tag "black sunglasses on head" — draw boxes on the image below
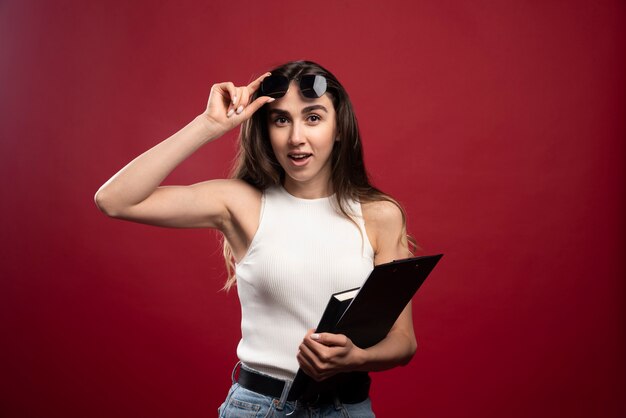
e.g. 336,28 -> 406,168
260,74 -> 328,99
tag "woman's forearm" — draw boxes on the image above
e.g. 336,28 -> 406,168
94,116 -> 220,217
356,327 -> 417,372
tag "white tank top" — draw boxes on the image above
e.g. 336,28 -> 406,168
235,186 -> 375,380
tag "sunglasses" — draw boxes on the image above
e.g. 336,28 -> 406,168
260,74 -> 328,99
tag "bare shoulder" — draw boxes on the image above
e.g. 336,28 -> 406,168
193,179 -> 263,257
189,178 -> 262,228
362,199 -> 407,263
222,179 -> 263,213
361,199 -> 404,230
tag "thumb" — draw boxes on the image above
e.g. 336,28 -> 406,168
310,332 -> 348,347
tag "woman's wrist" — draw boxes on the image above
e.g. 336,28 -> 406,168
192,114 -> 227,144
352,346 -> 371,372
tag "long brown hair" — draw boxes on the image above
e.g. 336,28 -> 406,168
223,61 -> 414,290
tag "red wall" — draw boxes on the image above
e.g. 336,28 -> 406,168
1,1 -> 624,417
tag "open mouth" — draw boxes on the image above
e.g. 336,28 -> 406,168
288,153 -> 312,161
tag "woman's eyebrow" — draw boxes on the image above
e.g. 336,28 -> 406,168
301,105 -> 328,114
268,105 -> 328,116
268,108 -> 289,116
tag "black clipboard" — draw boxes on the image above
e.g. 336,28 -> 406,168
288,253 -> 443,399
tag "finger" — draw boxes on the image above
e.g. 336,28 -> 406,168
237,96 -> 275,119
222,82 -> 238,117
247,72 -> 272,95
297,345 -> 332,381
298,341 -> 314,363
235,87 -> 250,115
228,86 -> 242,114
309,332 -> 349,348
210,82 -> 234,103
297,348 -> 316,371
301,338 -> 338,369
218,82 -> 235,103
297,351 -> 325,382
299,340 -> 324,364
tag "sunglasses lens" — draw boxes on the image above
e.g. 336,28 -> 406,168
261,75 -> 289,98
299,75 -> 327,98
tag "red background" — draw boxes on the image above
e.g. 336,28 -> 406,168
1,1 -> 624,417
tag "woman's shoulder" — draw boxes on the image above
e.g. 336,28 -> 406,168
361,198 -> 410,262
361,199 -> 404,228
197,179 -> 263,250
193,178 -> 263,214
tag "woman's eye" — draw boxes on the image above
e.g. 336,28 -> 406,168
274,117 -> 289,125
307,114 -> 321,123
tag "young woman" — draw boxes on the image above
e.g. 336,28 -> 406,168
95,61 -> 417,417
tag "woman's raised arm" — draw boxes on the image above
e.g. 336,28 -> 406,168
94,73 -> 273,230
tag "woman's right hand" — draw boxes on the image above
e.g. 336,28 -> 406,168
95,72 -> 273,229
200,72 -> 274,136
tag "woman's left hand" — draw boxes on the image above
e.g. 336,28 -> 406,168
296,329 -> 366,382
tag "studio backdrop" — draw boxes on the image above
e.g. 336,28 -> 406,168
1,1 -> 624,417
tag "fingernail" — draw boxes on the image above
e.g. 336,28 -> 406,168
311,333 -> 320,340
236,105 -> 243,114
227,108 -> 235,117
232,96 -> 237,103
267,97 -> 275,103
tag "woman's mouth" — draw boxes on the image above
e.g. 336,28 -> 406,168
288,153 -> 312,166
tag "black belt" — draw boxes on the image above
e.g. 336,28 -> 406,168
236,366 -> 370,404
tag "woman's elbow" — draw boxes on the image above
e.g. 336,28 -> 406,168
400,335 -> 418,366
408,338 -> 418,360
94,187 -> 123,218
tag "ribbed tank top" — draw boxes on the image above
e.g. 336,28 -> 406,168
235,186 -> 375,380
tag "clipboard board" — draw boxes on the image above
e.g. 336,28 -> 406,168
288,253 -> 443,400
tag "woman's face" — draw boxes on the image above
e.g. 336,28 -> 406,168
266,81 -> 337,198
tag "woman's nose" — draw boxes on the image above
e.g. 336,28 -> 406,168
288,124 -> 305,146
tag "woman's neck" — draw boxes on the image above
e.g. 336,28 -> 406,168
282,178 -> 334,200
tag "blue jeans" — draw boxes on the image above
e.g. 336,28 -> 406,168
218,381 -> 376,417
